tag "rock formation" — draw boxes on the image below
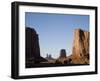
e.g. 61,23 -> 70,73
59,49 -> 67,58
45,54 -> 55,63
55,29 -> 90,65
25,27 -> 89,67
26,27 -> 47,67
55,49 -> 67,64
45,54 -> 54,60
71,29 -> 90,64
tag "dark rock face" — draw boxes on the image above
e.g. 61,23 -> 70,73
55,49 -> 67,64
71,29 -> 90,64
59,49 -> 67,58
26,27 -> 40,59
26,27 -> 47,67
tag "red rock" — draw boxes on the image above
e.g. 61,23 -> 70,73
71,29 -> 89,64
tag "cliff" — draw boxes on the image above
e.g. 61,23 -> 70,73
25,27 -> 47,68
71,29 -> 90,64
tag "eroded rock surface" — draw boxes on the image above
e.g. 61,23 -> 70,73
71,29 -> 90,64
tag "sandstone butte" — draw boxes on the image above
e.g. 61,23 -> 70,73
70,29 -> 90,64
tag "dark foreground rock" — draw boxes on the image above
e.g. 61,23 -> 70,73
26,27 -> 47,68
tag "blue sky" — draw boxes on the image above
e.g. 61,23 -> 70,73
25,12 -> 89,58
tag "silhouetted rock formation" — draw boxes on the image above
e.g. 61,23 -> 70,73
59,49 -> 67,58
26,27 -> 40,58
55,49 -> 67,64
26,27 -> 47,67
71,29 -> 89,64
45,54 -> 55,60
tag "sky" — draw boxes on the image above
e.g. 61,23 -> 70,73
25,12 -> 89,58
